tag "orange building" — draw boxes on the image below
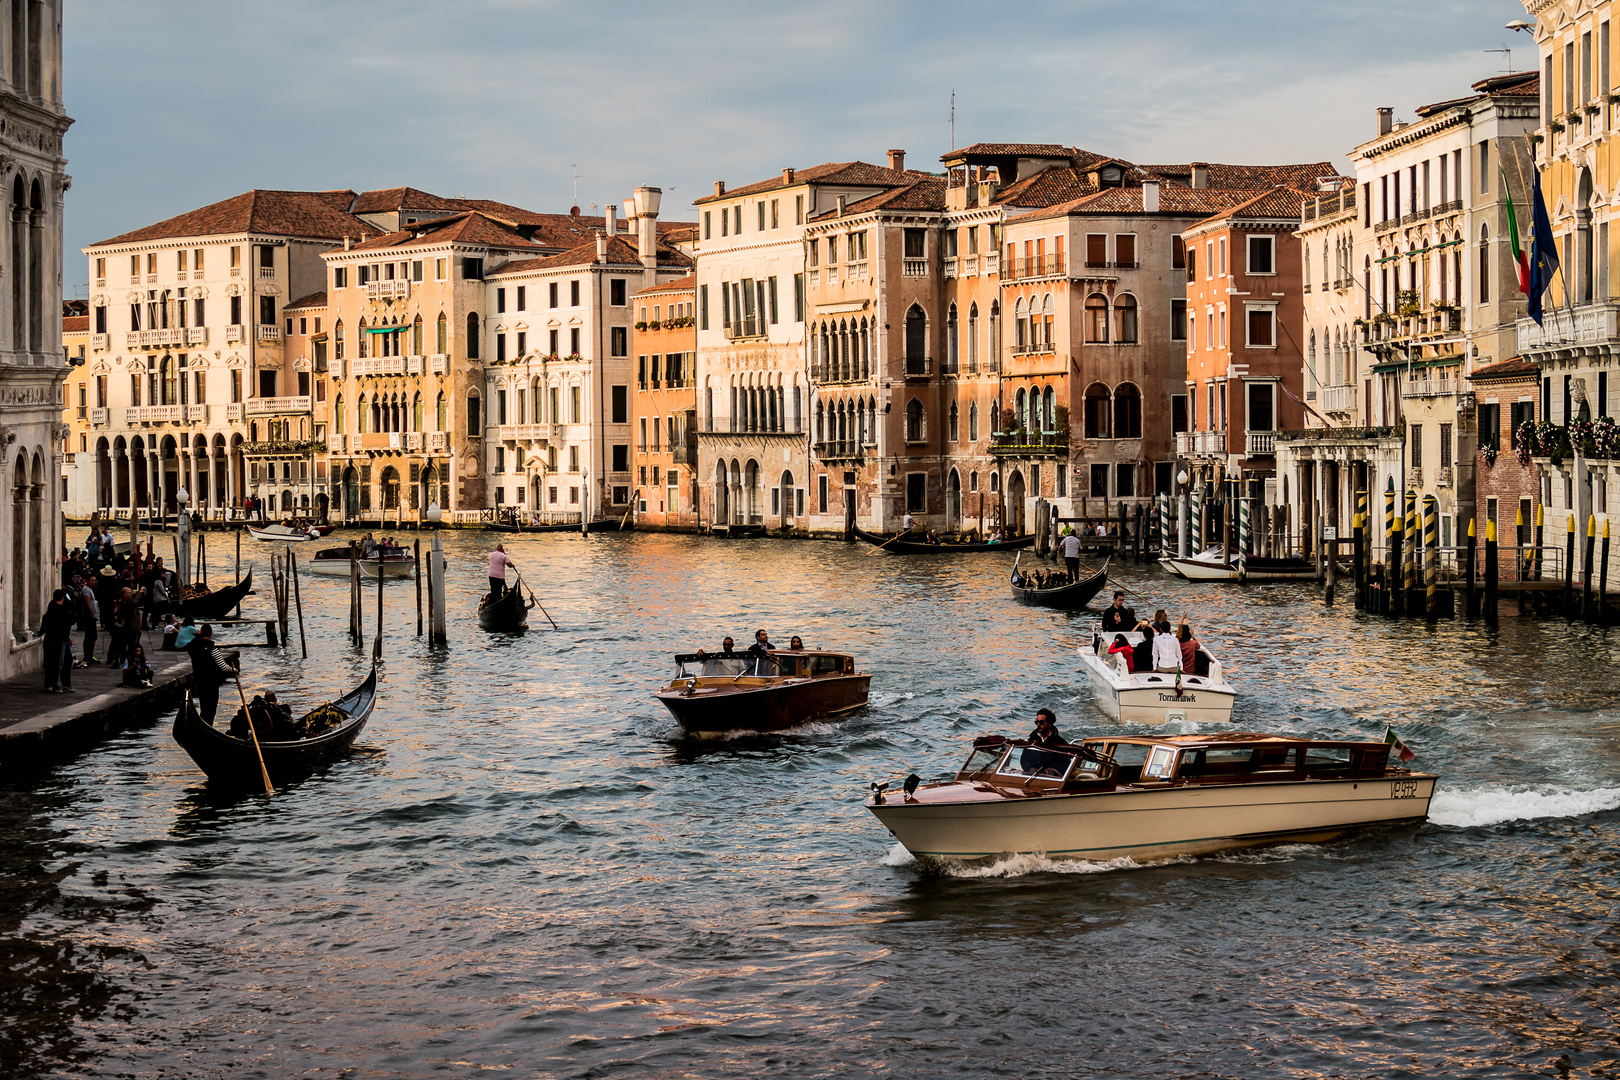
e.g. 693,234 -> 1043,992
1180,185 -> 1312,497
631,276 -> 698,530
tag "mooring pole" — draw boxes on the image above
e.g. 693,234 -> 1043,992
1534,504 -> 1545,582
374,555 -> 384,662
1354,489 -> 1367,609
1386,480 -> 1400,619
1563,514 -> 1577,619
1602,518 -> 1612,628
1423,494 -> 1438,621
1484,518 -> 1498,628
291,548 -> 307,659
415,538 -> 424,636
1583,515 -> 1597,623
234,527 -> 242,619
1464,518 -> 1478,619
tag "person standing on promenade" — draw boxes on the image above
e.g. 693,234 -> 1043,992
76,574 -> 99,666
39,590 -> 77,693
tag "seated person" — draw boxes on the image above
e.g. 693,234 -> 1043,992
122,645 -> 154,688
160,613 -> 181,650
1132,622 -> 1155,673
1107,633 -> 1135,672
175,616 -> 199,650
1019,708 -> 1071,774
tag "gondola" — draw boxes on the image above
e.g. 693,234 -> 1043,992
170,569 -> 253,620
852,525 -> 1035,554
477,586 -> 533,631
171,666 -> 378,787
488,517 -> 623,533
1009,554 -> 1110,610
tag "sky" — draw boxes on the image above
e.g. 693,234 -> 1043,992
62,0 -> 1533,297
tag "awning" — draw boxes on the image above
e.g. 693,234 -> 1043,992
363,325 -> 402,334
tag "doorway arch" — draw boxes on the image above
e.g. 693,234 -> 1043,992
1007,470 -> 1026,535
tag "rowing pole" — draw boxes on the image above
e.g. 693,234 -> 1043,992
514,570 -> 558,630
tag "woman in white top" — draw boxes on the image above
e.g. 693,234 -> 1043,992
1152,626 -> 1183,673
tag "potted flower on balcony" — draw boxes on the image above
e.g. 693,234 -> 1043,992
1481,444 -> 1499,468
634,321 -> 648,331
1550,120 -> 1566,133
648,320 -> 661,331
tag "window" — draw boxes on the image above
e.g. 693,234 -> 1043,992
1478,403 -> 1501,451
1218,237 -> 1227,275
704,211 -> 712,239
1116,463 -> 1136,497
516,285 -> 526,310
700,284 -> 709,329
497,288 -> 507,313
1171,298 -> 1187,340
1115,233 -> 1136,267
466,313 -> 480,358
610,279 -> 627,306
905,399 -> 924,442
906,473 -> 926,513
795,195 -> 804,225
570,328 -> 580,355
758,201 -> 766,231
549,282 -> 559,308
571,280 -> 580,306
611,385 -> 628,423
570,386 -> 581,423
1247,382 -> 1274,432
1113,383 -> 1142,438
1246,307 -> 1276,348
612,444 -> 628,472
462,257 -> 484,280
611,327 -> 628,357
1115,295 -> 1139,344
1172,235 -> 1186,269
334,267 -> 347,289
1440,422 -> 1454,468
258,295 -> 275,325
903,229 -> 925,258
1090,464 -> 1109,497
1478,225 -> 1490,303
794,274 -> 805,322
1085,294 -> 1108,343
1411,424 -> 1423,468
1247,235 -> 1275,275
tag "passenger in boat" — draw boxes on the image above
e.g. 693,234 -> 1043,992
747,629 -> 776,663
1101,592 -> 1136,632
1178,622 -> 1200,674
1152,623 -> 1183,673
487,544 -> 516,599
788,636 -> 805,650
695,636 -> 736,661
1152,608 -> 1173,634
1108,634 -> 1134,659
1131,621 -> 1156,672
260,691 -> 302,741
1028,708 -> 1066,746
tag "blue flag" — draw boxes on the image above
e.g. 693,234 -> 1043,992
1527,170 -> 1560,326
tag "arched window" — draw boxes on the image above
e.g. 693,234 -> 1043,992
1478,224 -> 1490,304
334,319 -> 344,360
1014,298 -> 1027,349
1042,294 -> 1054,346
412,315 -> 423,355
412,393 -> 423,431
160,355 -> 176,405
946,304 -> 959,372
1042,386 -> 1055,431
436,312 -> 448,354
1085,294 -> 1109,343
1113,382 -> 1142,438
905,398 -> 924,442
989,301 -> 1000,370
969,401 -> 979,441
357,317 -> 368,358
436,391 -> 447,430
904,305 -> 927,372
968,302 -> 979,371
357,394 -> 369,433
1084,382 -> 1111,439
1114,294 -> 1138,344
1015,388 -> 1028,431
949,401 -> 959,442
815,399 -> 825,443
466,313 -> 480,359
467,393 -> 481,433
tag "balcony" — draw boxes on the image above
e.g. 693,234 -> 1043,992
903,355 -> 931,378
430,353 -> 449,374
257,325 -> 282,342
328,433 -> 347,453
963,255 -> 978,276
982,253 -> 999,275
1321,384 -> 1357,414
225,403 -> 244,422
943,258 -> 958,279
1011,342 -> 1055,356
1517,301 -> 1620,357
671,438 -> 698,465
902,258 -> 928,277
406,354 -> 423,375
428,432 -> 448,452
498,424 -> 552,442
847,261 -> 868,280
125,328 -> 186,348
367,279 -> 410,301
244,396 -> 312,416
92,333 -> 108,350
724,318 -> 765,340
815,440 -> 865,462
186,327 -> 208,345
1175,430 -> 1228,456
1400,377 -> 1462,399
226,325 -> 244,344
186,404 -> 208,422
406,431 -> 424,451
257,266 -> 276,280
1245,431 -> 1276,456
89,407 -> 108,425
125,405 -> 183,423
1435,465 -> 1453,488
1005,255 -> 1067,281
989,429 -> 1069,458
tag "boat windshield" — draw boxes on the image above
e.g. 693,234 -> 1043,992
694,656 -> 751,677
960,745 -> 1005,778
999,745 -> 1076,780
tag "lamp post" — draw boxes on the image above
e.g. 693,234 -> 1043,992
175,485 -> 191,587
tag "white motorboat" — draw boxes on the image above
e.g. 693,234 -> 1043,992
1160,545 -> 1318,582
247,521 -> 336,543
305,544 -> 415,579
867,731 -> 1438,865
1079,626 -> 1235,724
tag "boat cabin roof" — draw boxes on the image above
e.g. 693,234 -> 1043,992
672,649 -> 850,663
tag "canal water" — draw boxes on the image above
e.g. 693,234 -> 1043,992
4,531 -> 1620,1078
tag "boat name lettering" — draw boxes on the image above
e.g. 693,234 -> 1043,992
1391,780 -> 1420,799
1156,692 -> 1196,702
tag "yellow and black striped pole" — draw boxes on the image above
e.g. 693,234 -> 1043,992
1484,517 -> 1498,627
1535,504 -> 1545,581
1423,494 -> 1439,621
1404,489 -> 1419,617
1464,518 -> 1477,619
1584,515 -> 1597,623
1385,480 -> 1399,618
1563,513 -> 1576,618
1602,518 -> 1612,627
1354,489 -> 1368,609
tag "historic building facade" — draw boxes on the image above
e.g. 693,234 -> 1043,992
2,0 -> 71,679
630,275 -> 699,530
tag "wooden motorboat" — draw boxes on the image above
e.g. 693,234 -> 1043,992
477,586 -> 532,631
247,521 -> 335,543
1078,625 -> 1235,724
1010,553 -> 1109,610
306,544 -> 415,579
170,570 -> 253,620
867,731 -> 1438,865
1160,545 -> 1318,582
853,525 -> 1034,555
171,666 -> 378,787
655,649 -> 871,734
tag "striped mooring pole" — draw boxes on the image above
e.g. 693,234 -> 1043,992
1157,492 -> 1170,558
1384,480 -> 1399,619
1423,494 -> 1439,620
1237,495 -> 1250,583
1191,485 -> 1204,552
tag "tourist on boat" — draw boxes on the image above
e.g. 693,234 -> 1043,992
695,637 -> 736,660
1152,608 -> 1172,634
902,511 -> 915,533
1178,623 -> 1201,674
1131,621 -> 1156,672
1027,708 -> 1067,747
260,691 -> 301,740
1059,528 -> 1083,581
747,630 -> 776,671
789,636 -> 805,650
361,533 -> 378,558
988,527 -> 1003,544
122,644 -> 154,688
1101,592 -> 1136,632
186,624 -> 239,725
487,544 -> 516,598
1152,624 -> 1183,673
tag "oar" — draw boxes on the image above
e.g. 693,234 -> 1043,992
513,570 -> 557,630
233,671 -> 274,796
865,530 -> 908,556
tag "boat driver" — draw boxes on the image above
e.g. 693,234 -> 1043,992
1028,708 -> 1066,748
1020,708 -> 1071,776
1100,592 -> 1136,632
695,637 -> 735,661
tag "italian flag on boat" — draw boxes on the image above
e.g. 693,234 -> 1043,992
1384,725 -> 1416,763
1503,167 -> 1531,294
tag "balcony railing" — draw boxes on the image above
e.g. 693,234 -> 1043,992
186,404 -> 208,422
1175,430 -> 1228,456
225,403 -> 244,422
671,440 -> 698,465
1517,301 -> 1620,355
328,434 -> 347,453
226,325 -> 244,343
1011,341 -> 1055,356
990,429 -> 1069,457
498,424 -> 552,442
406,354 -> 423,375
89,407 -> 108,425
904,355 -> 931,377
1400,377 -> 1461,399
257,325 -> 282,342
1321,384 -> 1357,414
367,280 -> 410,301
430,353 -> 449,374
91,333 -> 108,350
982,253 -> 999,274
245,396 -> 312,416
815,440 -> 865,461
353,357 -> 408,377
126,329 -> 186,348
725,318 -> 764,340
1005,255 -> 1067,281
257,266 -> 276,280
125,405 -> 183,423
187,327 -> 208,345
428,432 -> 448,452
406,431 -> 424,451
902,258 -> 928,277
1246,431 -> 1276,455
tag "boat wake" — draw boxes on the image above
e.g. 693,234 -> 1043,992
1428,784 -> 1620,828
881,842 -> 1190,878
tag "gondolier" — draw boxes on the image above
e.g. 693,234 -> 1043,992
488,544 -> 516,598
1059,528 -> 1083,582
185,624 -> 238,725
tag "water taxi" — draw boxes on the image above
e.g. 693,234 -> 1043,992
1160,545 -> 1317,582
867,731 -> 1437,865
1079,627 -> 1236,723
306,543 -> 415,579
655,649 -> 870,734
247,521 -> 336,543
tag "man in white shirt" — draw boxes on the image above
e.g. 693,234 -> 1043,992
1152,625 -> 1183,673
1059,529 -> 1083,582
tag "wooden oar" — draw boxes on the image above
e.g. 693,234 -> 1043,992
865,530 -> 909,556
513,570 -> 557,630
233,671 -> 274,795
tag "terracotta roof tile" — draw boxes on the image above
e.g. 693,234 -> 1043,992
993,166 -> 1098,208
343,211 -> 547,254
1139,162 -> 1339,189
634,273 -> 696,296
808,177 -> 948,219
695,160 -> 916,204
1017,184 -> 1254,223
62,315 -> 88,333
351,187 -> 465,214
93,189 -> 377,247
941,142 -> 1077,160
490,234 -> 693,276
1469,356 -> 1540,380
285,291 -> 328,310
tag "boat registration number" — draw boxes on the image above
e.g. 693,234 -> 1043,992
1390,780 -> 1421,799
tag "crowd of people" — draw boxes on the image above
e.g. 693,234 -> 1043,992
1099,592 -> 1204,676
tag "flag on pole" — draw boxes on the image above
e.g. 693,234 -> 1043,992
1502,167 -> 1530,294
1527,170 -> 1561,326
1384,725 -> 1416,763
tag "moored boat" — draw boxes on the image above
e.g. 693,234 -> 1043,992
170,569 -> 254,620
477,586 -> 532,631
1078,625 -> 1235,724
247,521 -> 336,543
654,649 -> 871,734
171,666 -> 378,787
306,544 -> 415,579
1010,554 -> 1109,610
867,731 -> 1438,866
853,525 -> 1034,555
1160,545 -> 1318,582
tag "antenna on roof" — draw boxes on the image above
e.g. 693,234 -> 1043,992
571,164 -> 580,208
950,89 -> 956,149
1485,47 -> 1511,73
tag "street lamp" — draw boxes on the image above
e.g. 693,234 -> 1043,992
175,486 -> 191,588
1505,20 -> 1532,32
1177,470 -> 1189,486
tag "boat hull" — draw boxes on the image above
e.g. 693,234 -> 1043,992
168,570 -> 253,620
656,674 -> 871,734
1159,555 -> 1318,582
1079,652 -> 1235,724
869,774 -> 1438,863
477,588 -> 530,631
1010,560 -> 1109,610
853,525 -> 1034,555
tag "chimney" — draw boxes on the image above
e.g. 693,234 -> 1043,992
1142,179 -> 1160,214
595,232 -> 607,262
782,167 -> 795,185
836,194 -> 846,217
1377,107 -> 1393,136
605,203 -> 617,238
714,180 -> 726,197
888,149 -> 906,172
1190,162 -> 1209,189
343,235 -> 353,251
633,185 -> 662,270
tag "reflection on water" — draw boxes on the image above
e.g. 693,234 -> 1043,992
3,531 -> 1620,1078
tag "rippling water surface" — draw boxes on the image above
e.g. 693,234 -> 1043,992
4,531 -> 1620,1078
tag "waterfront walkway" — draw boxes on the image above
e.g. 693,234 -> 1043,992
0,629 -> 193,762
